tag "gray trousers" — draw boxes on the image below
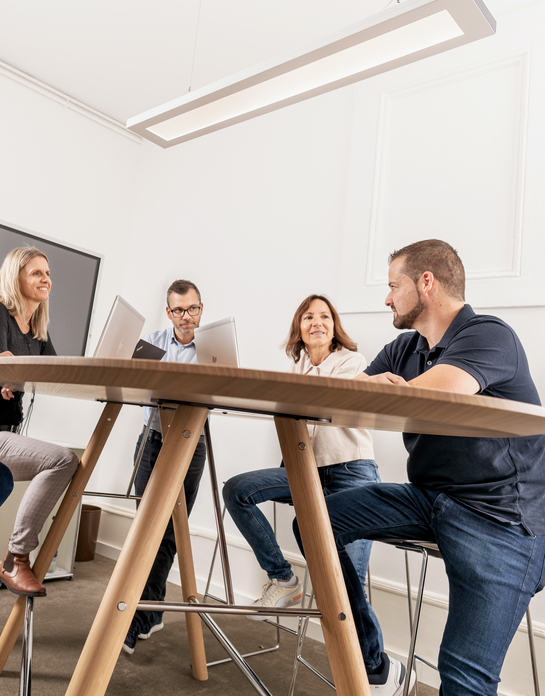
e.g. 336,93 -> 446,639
0,432 -> 79,554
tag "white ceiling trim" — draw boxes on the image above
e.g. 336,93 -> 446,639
0,59 -> 142,144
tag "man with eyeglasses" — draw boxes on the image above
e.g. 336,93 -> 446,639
123,279 -> 206,655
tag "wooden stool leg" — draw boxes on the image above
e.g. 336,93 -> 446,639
172,487 -> 208,681
65,404 -> 209,696
274,416 -> 370,696
0,402 -> 123,673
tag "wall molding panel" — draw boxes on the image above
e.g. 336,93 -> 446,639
365,50 -> 530,289
339,0 -> 545,313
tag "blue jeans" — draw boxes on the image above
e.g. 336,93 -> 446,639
223,459 -> 383,649
132,431 -> 207,631
0,462 -> 14,507
310,483 -> 545,695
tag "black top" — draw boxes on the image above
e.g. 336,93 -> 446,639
365,304 -> 545,535
0,302 -> 55,426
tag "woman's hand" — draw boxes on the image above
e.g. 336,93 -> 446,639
1,386 -> 15,400
0,352 -> 16,398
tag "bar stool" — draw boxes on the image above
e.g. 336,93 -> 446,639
288,561 -> 374,696
203,500 -> 306,667
381,540 -> 541,696
207,497 -> 369,693
19,595 -> 34,696
288,582 -> 334,696
290,539 -> 541,696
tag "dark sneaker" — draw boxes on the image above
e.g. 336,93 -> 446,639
139,612 -> 164,640
122,622 -> 140,655
368,653 -> 416,695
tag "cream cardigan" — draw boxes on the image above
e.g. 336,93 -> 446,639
290,346 -> 375,467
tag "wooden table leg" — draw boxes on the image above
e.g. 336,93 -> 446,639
274,416 -> 371,696
65,404 -> 209,696
172,490 -> 208,681
0,402 -> 123,673
160,408 -> 208,681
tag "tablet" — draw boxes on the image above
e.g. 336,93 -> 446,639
132,339 -> 166,361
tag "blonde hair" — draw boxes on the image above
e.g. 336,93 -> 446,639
0,247 -> 50,341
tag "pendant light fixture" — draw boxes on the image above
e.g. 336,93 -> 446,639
127,0 -> 495,148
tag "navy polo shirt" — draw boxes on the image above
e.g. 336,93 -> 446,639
365,305 -> 545,535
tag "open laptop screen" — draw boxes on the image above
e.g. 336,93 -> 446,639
194,317 -> 240,367
93,296 -> 145,359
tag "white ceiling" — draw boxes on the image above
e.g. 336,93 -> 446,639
0,0 -> 512,125
0,0 -> 391,124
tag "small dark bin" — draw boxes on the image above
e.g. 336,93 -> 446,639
75,504 -> 101,562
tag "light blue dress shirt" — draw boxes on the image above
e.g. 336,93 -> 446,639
143,327 -> 197,432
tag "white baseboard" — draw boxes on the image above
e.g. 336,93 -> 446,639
95,540 -> 121,561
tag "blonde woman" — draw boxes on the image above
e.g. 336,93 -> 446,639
0,247 -> 78,597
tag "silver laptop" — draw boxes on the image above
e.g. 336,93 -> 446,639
195,317 -> 240,367
93,295 -> 145,359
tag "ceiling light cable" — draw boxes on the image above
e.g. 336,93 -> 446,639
188,0 -> 203,92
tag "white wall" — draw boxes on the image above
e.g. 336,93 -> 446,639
2,1 -> 545,693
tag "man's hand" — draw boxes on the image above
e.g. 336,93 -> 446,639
354,372 -> 409,386
355,365 -> 480,393
0,351 -> 14,358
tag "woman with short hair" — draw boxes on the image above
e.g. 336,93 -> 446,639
0,246 -> 79,597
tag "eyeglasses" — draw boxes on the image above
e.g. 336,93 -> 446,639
168,305 -> 201,318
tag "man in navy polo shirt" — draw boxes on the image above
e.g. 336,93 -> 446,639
315,240 -> 545,696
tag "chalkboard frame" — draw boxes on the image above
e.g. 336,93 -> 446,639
0,221 -> 101,356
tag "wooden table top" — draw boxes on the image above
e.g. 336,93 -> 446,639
1,356 -> 545,438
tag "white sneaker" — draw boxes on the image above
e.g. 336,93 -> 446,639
368,653 -> 416,695
247,577 -> 304,621
138,619 -> 164,640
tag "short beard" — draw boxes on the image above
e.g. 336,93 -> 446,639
393,292 -> 424,330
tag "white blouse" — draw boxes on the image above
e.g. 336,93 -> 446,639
289,347 -> 375,467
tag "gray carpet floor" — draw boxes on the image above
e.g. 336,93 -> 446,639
0,555 -> 438,696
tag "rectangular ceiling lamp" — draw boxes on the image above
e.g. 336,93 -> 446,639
127,0 -> 495,148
